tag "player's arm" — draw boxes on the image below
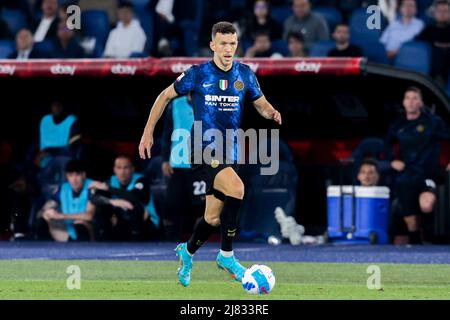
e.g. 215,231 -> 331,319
139,84 -> 178,159
252,95 -> 282,125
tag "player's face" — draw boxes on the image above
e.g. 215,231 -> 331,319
114,158 -> 134,185
210,32 -> 238,67
357,165 -> 379,187
333,26 -> 349,44
403,91 -> 423,114
66,172 -> 86,192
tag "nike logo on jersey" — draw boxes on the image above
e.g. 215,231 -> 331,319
203,83 -> 213,88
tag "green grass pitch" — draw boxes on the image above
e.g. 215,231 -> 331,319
0,260 -> 449,299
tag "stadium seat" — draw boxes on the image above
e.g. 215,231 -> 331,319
349,8 -> 384,44
394,41 -> 431,74
309,39 -> 335,57
417,0 -> 434,13
133,5 -> 154,54
130,0 -> 150,11
271,39 -> 289,56
1,9 -> 28,36
33,40 -> 56,57
355,41 -> 389,64
314,6 -> 343,32
0,40 -> 14,59
271,6 -> 292,25
81,10 -> 110,49
130,51 -> 150,58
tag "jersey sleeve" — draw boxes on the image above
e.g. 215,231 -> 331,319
246,69 -> 264,102
173,66 -> 196,96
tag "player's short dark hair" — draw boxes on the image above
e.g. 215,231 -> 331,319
66,159 -> 86,174
359,158 -> 379,172
405,86 -> 423,99
334,23 -> 349,31
287,31 -> 304,42
211,21 -> 237,39
114,154 -> 134,165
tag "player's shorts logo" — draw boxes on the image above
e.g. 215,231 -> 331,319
234,80 -> 244,91
416,124 -> 425,133
210,159 -> 220,168
219,79 -> 228,91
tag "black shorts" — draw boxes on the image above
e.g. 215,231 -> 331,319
395,177 -> 437,218
189,151 -> 239,195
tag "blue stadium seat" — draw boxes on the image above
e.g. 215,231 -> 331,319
355,40 -> 389,64
1,9 -> 28,36
309,39 -> 335,57
130,51 -> 149,58
271,39 -> 289,56
394,41 -> 431,74
417,0 -> 434,13
130,0 -> 151,11
271,6 -> 292,25
81,10 -> 110,49
314,6 -> 343,32
33,40 -> 56,57
349,8 -> 384,44
179,20 -> 199,57
0,40 -> 14,59
133,5 -> 154,54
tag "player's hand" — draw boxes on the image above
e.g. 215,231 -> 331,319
391,160 -> 405,172
89,181 -> 109,191
446,163 -> 450,171
139,132 -> 154,159
272,110 -> 282,125
162,162 -> 174,177
110,199 -> 134,211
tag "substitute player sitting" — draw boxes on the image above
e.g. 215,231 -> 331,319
139,21 -> 281,286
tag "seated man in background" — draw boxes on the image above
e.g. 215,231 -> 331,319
357,158 -> 380,187
36,160 -> 95,242
287,31 -> 307,57
386,86 -> 450,244
103,1 -> 147,58
50,21 -> 84,59
245,31 -> 282,57
90,155 -> 160,241
416,0 -> 450,85
328,24 -> 362,58
32,0 -> 59,43
8,29 -> 42,60
380,0 -> 424,59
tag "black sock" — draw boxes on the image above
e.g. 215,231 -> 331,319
408,231 -> 422,244
220,196 -> 243,252
186,217 -> 217,254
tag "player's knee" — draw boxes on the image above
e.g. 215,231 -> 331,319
420,193 -> 435,213
205,215 -> 221,227
226,180 -> 244,199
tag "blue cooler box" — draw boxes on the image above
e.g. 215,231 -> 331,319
327,186 -> 390,244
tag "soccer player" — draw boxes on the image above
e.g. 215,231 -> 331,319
139,21 -> 281,286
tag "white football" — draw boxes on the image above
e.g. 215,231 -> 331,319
241,264 -> 275,294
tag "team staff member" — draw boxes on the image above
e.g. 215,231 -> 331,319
160,92 -> 206,241
386,86 -> 450,244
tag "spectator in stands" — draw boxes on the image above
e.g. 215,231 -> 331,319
283,0 -> 330,48
32,0 -> 59,43
37,99 -> 82,169
357,158 -> 380,186
103,1 -> 147,58
386,86 -> 450,244
36,160 -> 95,242
51,21 -> 84,59
380,0 -> 424,59
328,24 -> 363,57
161,93 -> 206,241
89,155 -> 160,241
245,31 -> 283,57
287,31 -> 307,57
417,0 -> 450,85
8,29 -> 42,60
240,0 -> 283,44
78,0 -> 119,26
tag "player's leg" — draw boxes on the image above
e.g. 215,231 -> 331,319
175,194 -> 222,287
213,167 -> 247,282
397,179 -> 423,244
